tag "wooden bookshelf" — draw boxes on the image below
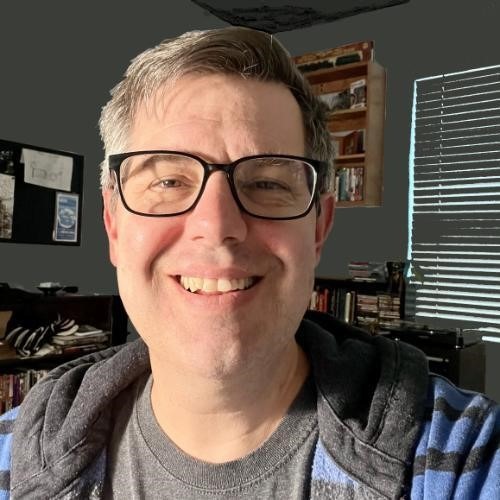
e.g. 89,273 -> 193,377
299,60 -> 386,207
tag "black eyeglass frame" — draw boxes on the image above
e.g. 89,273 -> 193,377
108,150 -> 326,220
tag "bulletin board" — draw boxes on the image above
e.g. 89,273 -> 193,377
0,138 -> 84,245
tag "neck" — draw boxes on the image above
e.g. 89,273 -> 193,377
149,341 -> 309,463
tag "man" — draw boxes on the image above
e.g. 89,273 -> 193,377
1,27 -> 499,499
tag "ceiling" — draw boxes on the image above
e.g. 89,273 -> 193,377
190,0 -> 410,33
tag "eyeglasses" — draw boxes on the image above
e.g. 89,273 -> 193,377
108,151 -> 324,220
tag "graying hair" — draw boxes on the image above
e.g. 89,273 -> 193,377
99,26 -> 334,194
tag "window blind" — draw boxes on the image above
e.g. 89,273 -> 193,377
408,65 -> 500,337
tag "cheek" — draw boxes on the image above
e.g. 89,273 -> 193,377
264,224 -> 317,314
262,221 -> 317,275
114,216 -> 183,273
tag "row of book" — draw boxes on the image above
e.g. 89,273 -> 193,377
309,287 -> 402,333
0,369 -> 48,413
310,287 -> 356,323
335,167 -> 364,202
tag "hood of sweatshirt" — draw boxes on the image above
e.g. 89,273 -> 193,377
10,312 -> 428,499
300,311 -> 428,498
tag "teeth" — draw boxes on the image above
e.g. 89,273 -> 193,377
217,279 -> 232,292
179,276 -> 254,293
190,277 -> 203,292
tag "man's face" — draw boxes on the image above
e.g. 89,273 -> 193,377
103,73 -> 333,378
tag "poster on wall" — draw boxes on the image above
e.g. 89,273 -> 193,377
0,173 -> 15,239
53,192 -> 79,243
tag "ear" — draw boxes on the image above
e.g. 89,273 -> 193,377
314,193 -> 335,265
102,189 -> 119,267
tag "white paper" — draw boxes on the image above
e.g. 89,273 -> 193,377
22,148 -> 73,191
0,173 -> 15,239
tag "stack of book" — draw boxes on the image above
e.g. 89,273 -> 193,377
4,316 -> 111,359
50,324 -> 111,356
355,293 -> 402,332
356,293 -> 379,331
378,294 -> 402,330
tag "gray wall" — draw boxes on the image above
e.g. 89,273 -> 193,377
0,0 -> 498,400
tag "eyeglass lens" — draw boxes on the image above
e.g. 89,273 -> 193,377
118,153 -> 317,218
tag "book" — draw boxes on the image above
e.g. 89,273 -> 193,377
74,324 -> 104,337
332,130 -> 365,157
350,79 -> 367,109
342,131 -> 359,155
310,288 -> 318,310
51,332 -> 110,346
344,292 -> 352,322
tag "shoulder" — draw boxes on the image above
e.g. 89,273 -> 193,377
411,374 -> 500,498
8,340 -> 149,496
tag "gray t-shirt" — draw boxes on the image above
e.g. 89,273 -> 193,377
103,372 -> 318,499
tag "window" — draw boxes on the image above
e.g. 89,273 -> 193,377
408,64 -> 500,339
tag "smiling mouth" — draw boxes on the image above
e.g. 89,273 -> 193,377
177,276 -> 259,294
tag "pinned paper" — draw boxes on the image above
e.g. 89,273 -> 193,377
22,148 -> 73,191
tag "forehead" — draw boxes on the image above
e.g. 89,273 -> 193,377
128,73 -> 306,156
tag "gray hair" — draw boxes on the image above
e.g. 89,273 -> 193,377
99,26 -> 334,194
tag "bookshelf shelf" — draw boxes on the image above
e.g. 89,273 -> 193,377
296,51 -> 386,207
327,107 -> 367,120
303,61 -> 371,83
0,292 -> 128,411
0,350 -> 104,369
336,153 -> 365,162
336,200 -> 365,208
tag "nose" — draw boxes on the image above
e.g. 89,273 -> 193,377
183,171 -> 248,245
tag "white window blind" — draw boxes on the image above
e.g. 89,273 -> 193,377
408,64 -> 500,338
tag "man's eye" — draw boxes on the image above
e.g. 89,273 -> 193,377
250,180 -> 290,191
150,178 -> 184,190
